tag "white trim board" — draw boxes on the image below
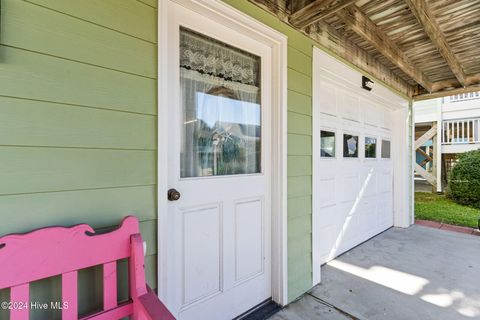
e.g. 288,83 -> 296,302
312,48 -> 412,285
157,0 -> 289,308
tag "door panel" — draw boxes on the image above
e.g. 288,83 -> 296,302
182,204 -> 222,306
234,198 -> 264,283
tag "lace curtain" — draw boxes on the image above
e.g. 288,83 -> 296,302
180,28 -> 260,87
180,28 -> 261,178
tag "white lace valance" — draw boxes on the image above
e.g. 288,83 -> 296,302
180,28 -> 260,86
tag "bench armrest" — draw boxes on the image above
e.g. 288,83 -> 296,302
138,285 -> 176,320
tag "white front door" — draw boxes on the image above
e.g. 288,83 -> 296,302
163,2 -> 272,319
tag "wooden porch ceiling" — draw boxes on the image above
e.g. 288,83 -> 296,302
250,0 -> 480,100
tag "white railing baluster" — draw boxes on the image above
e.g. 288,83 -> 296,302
458,121 -> 460,142
475,120 -> 478,143
446,121 -> 450,144
448,92 -> 480,103
467,121 -> 470,143
442,122 -> 445,143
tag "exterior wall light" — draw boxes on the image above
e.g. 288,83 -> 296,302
362,76 -> 374,91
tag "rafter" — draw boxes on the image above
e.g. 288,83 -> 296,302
405,0 -> 467,87
430,74 -> 480,92
289,0 -> 357,28
250,0 -> 414,97
414,84 -> 480,101
305,21 -> 414,97
336,6 -> 433,92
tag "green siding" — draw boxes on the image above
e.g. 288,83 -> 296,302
222,0 -> 314,302
0,0 -> 316,312
0,97 -> 156,149
2,0 -> 156,78
0,46 -> 155,114
26,0 -> 157,42
0,0 -> 158,318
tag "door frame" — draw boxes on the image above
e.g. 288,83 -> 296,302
311,47 -> 412,285
157,0 -> 289,307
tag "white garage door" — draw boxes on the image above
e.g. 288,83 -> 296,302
313,57 -> 395,268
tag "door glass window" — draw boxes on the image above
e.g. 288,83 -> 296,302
365,137 -> 377,158
343,134 -> 358,158
320,130 -> 335,157
382,140 -> 391,158
179,28 -> 261,178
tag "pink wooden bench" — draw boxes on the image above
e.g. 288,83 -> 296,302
0,216 -> 175,320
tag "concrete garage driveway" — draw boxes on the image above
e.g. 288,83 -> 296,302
271,225 -> 480,320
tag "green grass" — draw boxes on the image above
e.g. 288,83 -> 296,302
415,192 -> 480,228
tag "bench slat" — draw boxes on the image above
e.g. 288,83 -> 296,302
10,283 -> 29,320
80,302 -> 133,320
0,216 -> 139,289
103,261 -> 117,310
62,271 -> 78,320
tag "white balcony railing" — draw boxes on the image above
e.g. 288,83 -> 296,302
443,91 -> 480,103
442,118 -> 480,145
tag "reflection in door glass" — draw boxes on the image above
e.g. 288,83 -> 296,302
365,137 -> 377,158
320,130 -> 335,157
343,134 -> 359,158
180,28 -> 261,178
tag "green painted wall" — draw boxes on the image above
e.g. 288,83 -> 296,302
0,0 -> 158,318
0,0 -> 315,315
222,0 -> 315,302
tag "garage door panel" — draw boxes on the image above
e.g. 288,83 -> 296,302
341,175 -> 359,203
317,176 -> 336,207
315,78 -> 394,266
317,205 -> 340,259
383,109 -> 393,130
379,171 -> 392,193
364,105 -> 384,127
341,93 -> 360,122
319,81 -> 338,116
378,197 -> 393,226
360,169 -> 377,197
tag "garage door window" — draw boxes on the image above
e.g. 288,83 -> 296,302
320,130 -> 335,157
343,134 -> 358,158
365,137 -> 377,158
382,139 -> 391,158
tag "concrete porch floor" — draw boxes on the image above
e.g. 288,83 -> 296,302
270,225 -> 480,320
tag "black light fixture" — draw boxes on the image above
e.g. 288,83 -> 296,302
362,76 -> 374,91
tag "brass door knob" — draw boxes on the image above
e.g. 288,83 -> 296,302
167,188 -> 181,201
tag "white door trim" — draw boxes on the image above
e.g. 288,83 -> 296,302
157,0 -> 288,307
312,47 -> 411,285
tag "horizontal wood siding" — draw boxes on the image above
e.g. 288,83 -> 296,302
222,0 -> 314,302
0,0 -> 158,318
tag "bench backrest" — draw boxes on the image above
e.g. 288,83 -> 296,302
0,216 -> 149,320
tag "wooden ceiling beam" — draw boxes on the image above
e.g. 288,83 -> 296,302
414,84 -> 480,101
305,21 -> 414,98
289,0 -> 358,28
404,0 -> 467,87
250,0 -> 415,97
429,73 -> 480,92
336,6 -> 433,92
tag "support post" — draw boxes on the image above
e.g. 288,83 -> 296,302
436,101 -> 443,193
432,135 -> 437,193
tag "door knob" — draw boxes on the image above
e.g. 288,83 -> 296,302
167,188 -> 181,201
